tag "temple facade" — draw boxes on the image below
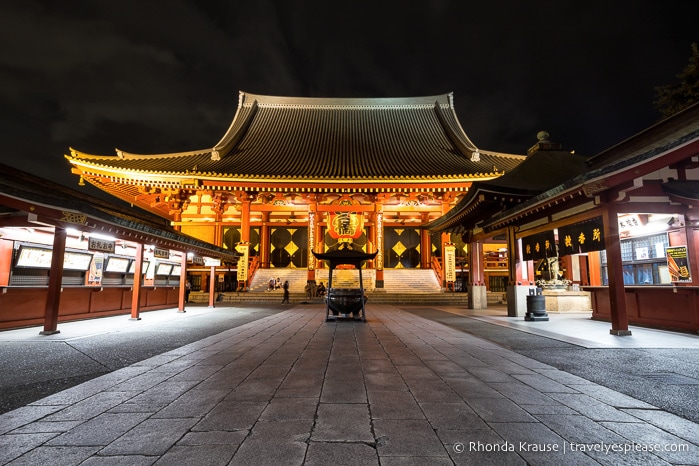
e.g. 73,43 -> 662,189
66,92 -> 525,292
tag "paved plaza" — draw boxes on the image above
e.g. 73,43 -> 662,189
0,304 -> 698,465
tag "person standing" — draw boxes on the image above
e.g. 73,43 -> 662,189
281,280 -> 290,304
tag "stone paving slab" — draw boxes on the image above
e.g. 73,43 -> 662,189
0,304 -> 697,465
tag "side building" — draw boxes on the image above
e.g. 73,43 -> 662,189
0,164 -> 238,331
428,103 -> 699,334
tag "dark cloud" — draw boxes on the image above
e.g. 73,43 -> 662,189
0,0 -> 697,188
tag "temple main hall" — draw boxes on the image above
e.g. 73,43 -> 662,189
66,91 -> 525,292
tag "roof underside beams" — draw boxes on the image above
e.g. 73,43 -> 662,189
78,171 -> 476,194
0,193 -> 238,261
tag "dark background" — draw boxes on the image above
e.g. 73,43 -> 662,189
1,1 -> 697,191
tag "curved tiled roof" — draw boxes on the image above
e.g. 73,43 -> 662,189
66,91 -> 525,186
0,163 -> 238,261
425,148 -> 591,232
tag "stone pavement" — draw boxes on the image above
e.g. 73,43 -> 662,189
0,304 -> 697,465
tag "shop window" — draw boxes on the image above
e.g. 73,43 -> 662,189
601,233 -> 670,285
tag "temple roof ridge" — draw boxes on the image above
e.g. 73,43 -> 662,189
477,149 -> 528,159
66,90 -> 527,190
236,90 -> 456,108
69,147 -> 213,160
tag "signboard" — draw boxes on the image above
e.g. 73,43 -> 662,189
666,245 -> 691,282
104,256 -> 130,273
236,242 -> 249,281
444,243 -> 456,282
64,252 -> 93,270
155,263 -> 173,276
15,246 -> 93,271
522,230 -> 556,261
153,248 -> 170,259
88,237 -> 115,253
15,246 -> 53,268
129,260 -> 151,275
557,217 -> 605,256
203,257 -> 221,267
87,256 -> 103,285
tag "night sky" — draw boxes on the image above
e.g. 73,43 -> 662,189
1,1 -> 697,191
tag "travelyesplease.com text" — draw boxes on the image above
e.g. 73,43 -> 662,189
453,440 -> 690,455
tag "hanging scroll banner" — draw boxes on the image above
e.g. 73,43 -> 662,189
444,243 -> 456,282
521,230 -> 556,261
558,217 -> 605,256
235,242 -> 250,281
666,245 -> 691,282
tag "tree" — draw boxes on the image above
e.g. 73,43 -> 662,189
654,43 -> 699,118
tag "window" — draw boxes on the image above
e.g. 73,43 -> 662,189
601,233 -> 669,285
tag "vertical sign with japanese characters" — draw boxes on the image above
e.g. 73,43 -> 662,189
236,242 -> 249,281
444,243 -> 456,282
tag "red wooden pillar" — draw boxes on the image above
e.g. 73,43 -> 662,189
683,223 -> 699,285
130,243 -> 144,321
468,240 -> 487,309
507,226 -> 519,285
420,213 -> 431,269
240,200 -> 251,242
208,265 -> 216,308
261,212 -> 270,269
602,204 -> 631,335
178,252 -> 187,313
469,241 -> 485,286
40,227 -> 67,335
683,225 -> 699,329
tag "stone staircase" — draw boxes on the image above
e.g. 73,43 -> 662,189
192,268 -> 481,306
249,269 -> 309,294
380,269 -> 442,293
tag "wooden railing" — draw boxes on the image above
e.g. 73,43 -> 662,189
431,256 -> 443,284
244,256 -> 260,290
484,258 -> 508,269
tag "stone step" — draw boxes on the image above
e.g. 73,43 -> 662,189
190,292 -> 472,306
189,289 -> 506,306
249,269 -> 442,294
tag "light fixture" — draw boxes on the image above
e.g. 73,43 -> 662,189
89,232 -> 116,241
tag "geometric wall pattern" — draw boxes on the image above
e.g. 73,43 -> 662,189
384,227 -> 420,268
222,227 -> 260,256
270,227 -> 308,268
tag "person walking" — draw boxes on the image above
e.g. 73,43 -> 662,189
281,280 -> 290,304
